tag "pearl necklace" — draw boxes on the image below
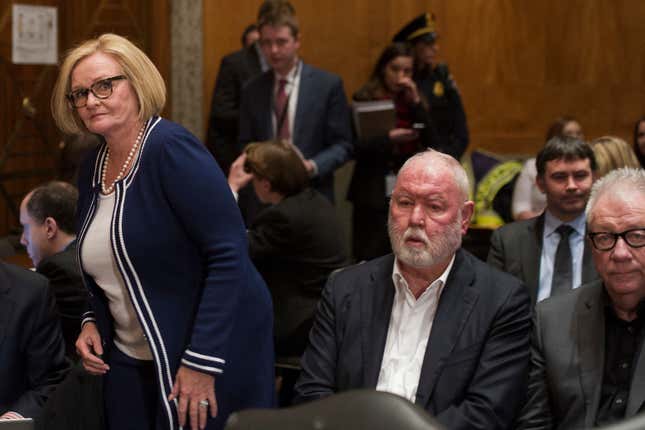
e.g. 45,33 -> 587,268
101,124 -> 146,194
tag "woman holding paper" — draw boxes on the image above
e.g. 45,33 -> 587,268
348,42 -> 438,262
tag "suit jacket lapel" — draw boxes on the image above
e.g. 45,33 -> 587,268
524,214 -> 544,304
293,62 -> 311,148
0,264 -> 13,348
581,239 -> 598,284
627,313 -> 645,415
576,281 -> 605,427
259,72 -> 274,139
415,250 -> 479,407
361,255 -> 396,388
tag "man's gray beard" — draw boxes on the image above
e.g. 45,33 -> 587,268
387,213 -> 463,268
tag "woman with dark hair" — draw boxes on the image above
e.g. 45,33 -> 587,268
348,43 -> 438,261
545,115 -> 583,142
633,117 -> 645,168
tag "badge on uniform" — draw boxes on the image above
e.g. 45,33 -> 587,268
433,81 -> 444,97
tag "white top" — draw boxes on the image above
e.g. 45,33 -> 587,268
511,158 -> 547,218
80,192 -> 152,360
376,255 -> 455,402
537,210 -> 586,302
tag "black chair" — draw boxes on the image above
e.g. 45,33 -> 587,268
598,413 -> 645,430
225,389 -> 444,430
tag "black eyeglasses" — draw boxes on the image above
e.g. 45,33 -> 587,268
588,228 -> 645,251
66,75 -> 126,108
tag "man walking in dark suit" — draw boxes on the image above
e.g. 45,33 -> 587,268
294,149 -> 531,430
517,168 -> 645,429
19,181 -> 87,358
238,2 -> 352,208
488,136 -> 599,304
0,262 -> 69,421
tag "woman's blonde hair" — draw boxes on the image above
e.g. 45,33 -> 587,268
589,136 -> 641,178
51,33 -> 166,135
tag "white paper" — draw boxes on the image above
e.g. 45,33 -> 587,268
12,4 -> 58,65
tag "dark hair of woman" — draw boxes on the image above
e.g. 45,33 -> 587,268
632,117 -> 645,167
354,43 -> 415,101
545,115 -> 579,141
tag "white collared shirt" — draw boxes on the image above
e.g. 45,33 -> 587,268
537,210 -> 586,302
271,60 -> 301,144
375,255 -> 455,402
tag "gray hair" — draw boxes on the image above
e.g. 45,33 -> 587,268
586,167 -> 645,223
398,149 -> 470,201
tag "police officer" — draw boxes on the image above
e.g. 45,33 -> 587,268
393,12 -> 469,160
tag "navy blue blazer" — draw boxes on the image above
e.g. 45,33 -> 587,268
239,62 -> 353,200
0,262 -> 69,419
294,250 -> 531,430
77,117 -> 275,429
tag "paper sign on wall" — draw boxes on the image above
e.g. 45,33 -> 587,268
12,4 -> 58,65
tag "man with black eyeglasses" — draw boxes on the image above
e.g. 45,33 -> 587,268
517,168 -> 645,429
488,136 -> 599,305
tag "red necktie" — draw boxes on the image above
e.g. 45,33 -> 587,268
274,79 -> 290,140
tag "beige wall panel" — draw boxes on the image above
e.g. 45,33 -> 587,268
203,0 -> 645,158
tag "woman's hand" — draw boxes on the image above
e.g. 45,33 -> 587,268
168,365 -> 217,430
389,128 -> 419,143
398,76 -> 421,105
227,153 -> 253,193
75,322 -> 109,375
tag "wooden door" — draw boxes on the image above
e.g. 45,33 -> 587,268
0,0 -> 169,237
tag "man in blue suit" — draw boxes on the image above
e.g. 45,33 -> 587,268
0,262 -> 69,421
238,2 -> 352,216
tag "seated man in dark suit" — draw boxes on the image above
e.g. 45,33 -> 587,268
488,136 -> 599,305
228,139 -> 348,405
517,168 -> 645,429
0,261 -> 69,421
19,181 -> 87,358
294,149 -> 531,430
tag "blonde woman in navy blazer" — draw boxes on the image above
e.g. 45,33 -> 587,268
51,33 -> 274,430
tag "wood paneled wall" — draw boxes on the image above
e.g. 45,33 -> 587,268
0,0 -> 169,236
203,0 -> 645,155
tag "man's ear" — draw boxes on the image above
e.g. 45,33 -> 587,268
260,177 -> 272,193
536,175 -> 546,194
461,201 -> 475,235
43,217 -> 58,240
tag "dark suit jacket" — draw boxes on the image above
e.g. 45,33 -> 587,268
36,240 -> 88,359
248,188 -> 348,356
294,250 -> 531,430
239,62 -> 353,201
206,45 -> 262,173
516,281 -> 645,429
487,213 -> 598,304
0,262 -> 69,419
415,63 -> 469,160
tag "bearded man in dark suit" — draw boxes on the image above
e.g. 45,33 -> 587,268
294,149 -> 531,430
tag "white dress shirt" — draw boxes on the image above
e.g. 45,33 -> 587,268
537,210 -> 586,302
376,255 -> 455,402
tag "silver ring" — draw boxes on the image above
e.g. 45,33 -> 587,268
199,400 -> 209,408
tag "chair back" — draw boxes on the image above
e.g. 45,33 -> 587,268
225,389 -> 443,430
